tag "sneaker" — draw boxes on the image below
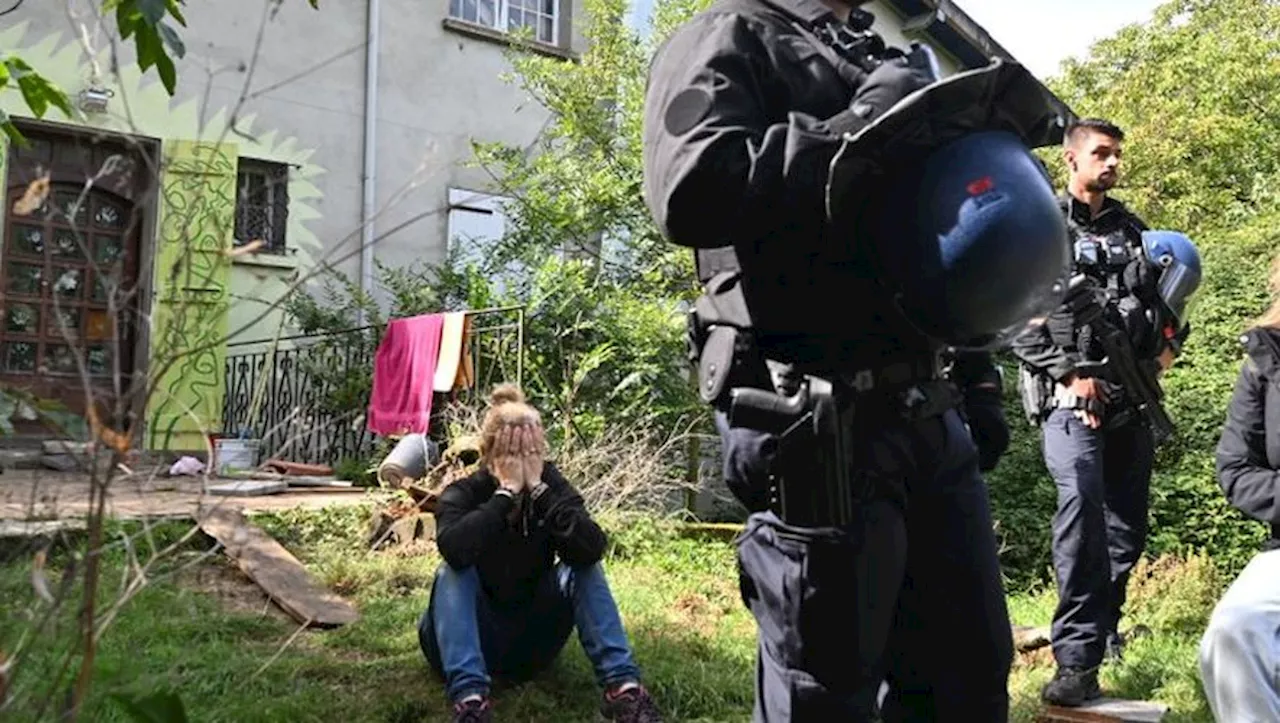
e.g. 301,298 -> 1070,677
1041,666 -> 1102,707
452,695 -> 493,723
601,682 -> 663,723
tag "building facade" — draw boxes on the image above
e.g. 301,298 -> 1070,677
0,0 -> 1068,456
0,0 -> 585,452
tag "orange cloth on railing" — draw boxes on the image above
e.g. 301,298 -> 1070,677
433,312 -> 474,392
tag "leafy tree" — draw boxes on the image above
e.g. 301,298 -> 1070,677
985,0 -> 1280,586
456,0 -> 710,445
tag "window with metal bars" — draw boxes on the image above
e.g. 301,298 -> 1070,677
234,158 -> 289,255
448,0 -> 559,45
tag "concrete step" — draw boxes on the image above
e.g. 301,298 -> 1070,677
0,448 -> 43,470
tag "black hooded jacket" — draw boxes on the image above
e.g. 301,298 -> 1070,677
433,461 -> 608,607
1216,326 -> 1280,550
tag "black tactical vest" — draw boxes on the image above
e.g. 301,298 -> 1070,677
1062,197 -> 1159,362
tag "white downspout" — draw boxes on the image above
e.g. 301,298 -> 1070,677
360,0 -> 380,324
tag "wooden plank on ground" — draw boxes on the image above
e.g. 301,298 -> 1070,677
206,480 -> 288,496
0,519 -> 88,538
677,522 -> 742,543
196,506 -> 358,627
1039,698 -> 1168,723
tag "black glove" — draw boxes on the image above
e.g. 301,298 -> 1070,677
962,389 -> 1010,472
849,57 -> 933,125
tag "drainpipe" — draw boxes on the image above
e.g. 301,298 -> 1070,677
360,0 -> 381,324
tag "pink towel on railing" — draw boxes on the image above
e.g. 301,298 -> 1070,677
367,313 -> 446,436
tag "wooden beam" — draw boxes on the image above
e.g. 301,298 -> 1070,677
197,506 -> 358,627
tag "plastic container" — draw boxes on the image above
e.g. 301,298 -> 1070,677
214,438 -> 260,475
377,433 -> 440,487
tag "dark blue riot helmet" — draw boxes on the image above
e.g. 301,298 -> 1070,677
1140,230 -> 1202,331
870,129 -> 1072,350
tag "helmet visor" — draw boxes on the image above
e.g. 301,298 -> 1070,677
946,270 -> 1070,352
1157,260 -> 1200,328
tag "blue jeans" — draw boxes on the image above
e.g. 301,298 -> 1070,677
419,562 -> 642,702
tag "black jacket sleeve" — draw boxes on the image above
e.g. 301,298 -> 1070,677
1010,315 -> 1080,383
641,11 -> 869,251
433,476 -> 515,570
1215,355 -> 1280,525
531,462 -> 607,567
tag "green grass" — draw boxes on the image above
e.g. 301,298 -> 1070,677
0,508 -> 1222,722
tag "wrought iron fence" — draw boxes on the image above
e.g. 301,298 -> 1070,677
221,306 -> 525,466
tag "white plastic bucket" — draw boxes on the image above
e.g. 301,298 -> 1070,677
215,438 -> 260,475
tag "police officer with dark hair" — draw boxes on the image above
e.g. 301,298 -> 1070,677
1012,117 -> 1194,707
642,0 -> 1072,718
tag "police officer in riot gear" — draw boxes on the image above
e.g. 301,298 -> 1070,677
1011,118 -> 1194,707
642,0 -> 1071,718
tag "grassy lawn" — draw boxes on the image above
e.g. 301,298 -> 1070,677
0,506 -> 1221,722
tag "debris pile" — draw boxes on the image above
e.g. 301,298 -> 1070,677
367,433 -> 481,550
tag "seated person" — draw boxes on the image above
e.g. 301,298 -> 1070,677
1199,265 -> 1280,720
418,384 -> 661,723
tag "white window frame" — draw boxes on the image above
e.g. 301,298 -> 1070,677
446,187 -> 512,272
447,0 -> 559,46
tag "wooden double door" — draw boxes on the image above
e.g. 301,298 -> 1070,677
1,126 -> 148,431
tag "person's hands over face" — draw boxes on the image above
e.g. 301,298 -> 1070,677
521,420 -> 546,487
491,424 -> 526,494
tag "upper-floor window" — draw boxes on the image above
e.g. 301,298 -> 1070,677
447,187 -> 510,271
448,0 -> 558,46
234,158 -> 289,255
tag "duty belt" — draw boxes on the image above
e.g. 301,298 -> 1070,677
728,356 -> 957,528
1051,381 -> 1139,429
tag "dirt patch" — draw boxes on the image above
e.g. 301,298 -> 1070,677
178,559 -> 293,622
380,539 -> 437,559
1016,645 -> 1055,668
671,592 -> 719,636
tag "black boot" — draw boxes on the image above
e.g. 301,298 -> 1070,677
1040,666 -> 1102,707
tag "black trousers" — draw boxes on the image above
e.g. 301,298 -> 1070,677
719,406 -> 1013,722
1041,408 -> 1154,670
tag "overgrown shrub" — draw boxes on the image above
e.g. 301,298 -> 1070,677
1125,552 -> 1225,637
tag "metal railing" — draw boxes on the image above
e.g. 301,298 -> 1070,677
221,306 -> 524,466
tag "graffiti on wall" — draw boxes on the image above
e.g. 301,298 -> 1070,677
147,140 -> 238,452
0,20 -> 327,450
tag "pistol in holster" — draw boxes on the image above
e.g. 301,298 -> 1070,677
686,272 -> 864,527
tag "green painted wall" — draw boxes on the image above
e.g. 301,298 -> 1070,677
146,140 -> 237,452
0,21 -> 326,451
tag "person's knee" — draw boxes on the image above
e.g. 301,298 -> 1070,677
1200,601 -> 1263,665
432,564 -> 481,600
561,561 -> 614,597
566,560 -> 605,580
435,563 -> 480,586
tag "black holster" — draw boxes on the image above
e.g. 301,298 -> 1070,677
687,271 -> 771,405
689,271 -> 954,528
730,377 -> 864,528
